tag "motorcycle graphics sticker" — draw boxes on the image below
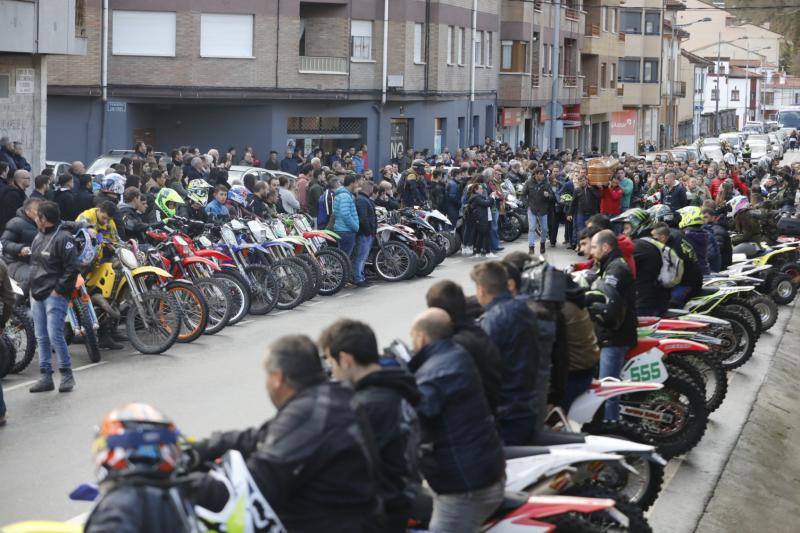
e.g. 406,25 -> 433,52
621,349 -> 668,384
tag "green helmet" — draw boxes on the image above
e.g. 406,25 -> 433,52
154,188 -> 185,218
612,207 -> 650,236
559,193 -> 574,204
677,206 -> 703,229
186,179 -> 212,206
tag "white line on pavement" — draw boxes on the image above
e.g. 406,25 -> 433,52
236,319 -> 253,325
5,362 -> 107,392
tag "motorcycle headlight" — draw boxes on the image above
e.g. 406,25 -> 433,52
117,247 -> 139,269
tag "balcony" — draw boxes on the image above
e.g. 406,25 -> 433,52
585,22 -> 600,37
582,84 -> 623,116
566,8 -> 580,21
299,56 -> 348,75
619,33 -> 626,43
663,80 -> 686,98
585,84 -> 599,97
559,74 -> 583,103
617,85 -> 624,96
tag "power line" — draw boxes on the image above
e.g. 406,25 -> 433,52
509,0 -> 800,11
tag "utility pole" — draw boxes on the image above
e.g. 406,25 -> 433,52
549,0 -> 562,151
667,21 -> 676,148
715,32 -> 721,135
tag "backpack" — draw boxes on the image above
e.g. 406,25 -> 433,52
642,237 -> 684,288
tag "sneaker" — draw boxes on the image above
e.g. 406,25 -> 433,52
355,280 -> 372,287
492,247 -> 505,252
29,371 -> 54,393
486,253 -> 499,258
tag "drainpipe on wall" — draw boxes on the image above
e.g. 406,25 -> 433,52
100,0 -> 109,154
469,0 -> 477,144
378,0 -> 388,165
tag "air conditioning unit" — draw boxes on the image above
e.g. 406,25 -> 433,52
387,74 -> 404,88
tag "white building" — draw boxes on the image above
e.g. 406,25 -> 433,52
703,59 -> 764,130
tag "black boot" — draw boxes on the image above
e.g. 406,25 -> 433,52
529,246 -> 536,255
540,243 -> 546,255
29,370 -> 54,393
99,332 -> 123,350
110,329 -> 128,342
58,368 -> 75,393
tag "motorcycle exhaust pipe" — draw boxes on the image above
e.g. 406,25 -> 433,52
91,293 -> 120,320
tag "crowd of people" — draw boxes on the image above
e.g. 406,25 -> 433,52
1,132 -> 798,532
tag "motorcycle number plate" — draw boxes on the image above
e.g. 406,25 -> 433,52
621,350 -> 668,384
198,236 -> 212,248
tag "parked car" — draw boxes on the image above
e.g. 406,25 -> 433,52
226,165 -> 272,185
675,145 -> 701,161
743,122 -> 765,135
645,151 -> 673,163
719,132 -> 744,152
86,149 -> 166,176
747,139 -> 770,160
45,161 -> 71,178
768,133 -> 784,158
700,145 -> 724,163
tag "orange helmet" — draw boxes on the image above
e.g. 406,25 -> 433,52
92,403 -> 181,480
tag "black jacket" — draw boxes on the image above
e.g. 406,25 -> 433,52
408,339 -> 505,494
572,185 -> 601,216
480,293 -> 540,424
0,185 -> 27,233
177,203 -> 208,223
193,380 -> 380,533
590,248 -> 637,347
75,188 -> 96,215
633,239 -> 671,311
352,368 -> 421,514
522,178 -> 553,215
85,483 -> 197,533
29,224 -> 80,301
356,192 -> 378,237
708,220 -> 733,269
452,320 -> 501,416
399,176 -> 427,208
1,208 -> 38,266
660,184 -> 688,211
119,204 -> 151,242
54,188 -> 80,222
668,229 -> 703,294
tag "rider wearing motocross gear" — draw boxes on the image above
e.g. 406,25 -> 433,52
191,335 -> 381,533
118,188 -> 153,242
678,206 -> 711,275
703,206 -> 732,271
84,403 -> 201,533
319,319 -> 422,533
177,178 -> 211,222
729,195 -> 764,245
153,188 -> 185,222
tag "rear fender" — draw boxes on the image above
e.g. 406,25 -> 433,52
505,450 -> 623,492
194,249 -> 232,262
302,230 -> 336,242
658,338 -> 711,353
567,379 -> 664,424
180,255 -> 221,271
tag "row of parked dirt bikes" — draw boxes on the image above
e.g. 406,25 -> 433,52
0,208 -> 461,378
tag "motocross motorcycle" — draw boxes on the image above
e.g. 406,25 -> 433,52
365,222 -> 421,282
704,266 -> 780,330
729,241 -> 798,304
284,214 -> 350,295
411,206 -> 461,256
393,209 -> 445,276
6,279 -> 37,374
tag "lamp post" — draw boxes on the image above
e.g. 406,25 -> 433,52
667,17 -> 710,148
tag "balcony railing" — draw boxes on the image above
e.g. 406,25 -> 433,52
618,32 -> 626,43
586,23 -> 600,37
617,85 -> 624,96
299,56 -> 349,74
534,1 -> 542,11
674,80 -> 686,98
532,73 -> 540,87
566,8 -> 580,21
563,75 -> 578,88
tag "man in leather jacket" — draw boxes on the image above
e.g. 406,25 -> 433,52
119,188 -> 152,242
586,230 -> 637,420
192,335 -> 381,533
319,319 -> 421,533
1,197 -> 43,292
471,261 -> 540,445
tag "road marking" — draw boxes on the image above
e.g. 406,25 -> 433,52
68,512 -> 88,524
272,310 -> 287,316
236,319 -> 253,325
339,292 -> 353,297
5,362 -> 108,392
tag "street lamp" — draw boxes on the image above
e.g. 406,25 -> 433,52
666,17 -> 711,148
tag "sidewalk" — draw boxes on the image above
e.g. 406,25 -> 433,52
694,301 -> 800,531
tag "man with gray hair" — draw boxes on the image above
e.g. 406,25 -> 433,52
191,334 -> 380,532
0,170 -> 32,233
0,137 -> 17,172
408,308 -> 505,532
185,156 -> 207,181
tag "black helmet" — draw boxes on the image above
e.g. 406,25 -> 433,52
520,259 -> 567,303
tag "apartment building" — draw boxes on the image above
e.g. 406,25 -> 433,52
579,0 -> 624,153
0,0 -> 86,173
702,59 -> 764,131
495,0 -> 585,151
46,0 -> 500,165
677,49 -> 711,142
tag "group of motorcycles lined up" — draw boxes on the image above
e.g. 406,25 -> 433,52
0,207 -> 459,377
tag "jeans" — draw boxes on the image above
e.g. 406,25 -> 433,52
338,231 -> 356,257
490,210 -> 500,251
0,380 -> 6,418
31,293 -> 72,372
599,345 -> 630,420
430,478 -> 505,533
499,414 -> 539,446
573,213 -> 589,244
670,285 -> 692,307
562,368 -> 596,411
353,234 -> 374,283
527,210 -> 548,246
463,220 -> 472,248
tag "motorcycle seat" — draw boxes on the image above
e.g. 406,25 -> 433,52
530,430 -> 587,446
488,491 -> 530,520
503,446 -> 552,459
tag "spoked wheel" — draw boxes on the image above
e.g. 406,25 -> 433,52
195,278 -> 233,335
375,242 -> 418,282
325,245 -> 353,280
75,301 -> 102,363
416,244 -> 438,277
8,307 -> 36,374
432,232 -> 453,258
273,259 -> 307,310
562,486 -> 653,533
214,271 -> 251,324
499,214 -> 522,242
721,301 -> 761,337
672,353 -> 728,413
126,290 -> 181,354
244,264 -> 278,315
166,282 -> 208,343
316,249 -> 349,295
713,309 -> 756,370
747,292 -> 778,331
293,255 -> 321,301
619,368 -> 708,459
426,239 -> 447,265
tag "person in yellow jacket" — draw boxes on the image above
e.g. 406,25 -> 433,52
77,200 -> 120,261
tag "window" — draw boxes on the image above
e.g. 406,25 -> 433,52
795,93 -> 800,105
712,88 -> 719,101
457,27 -> 465,65
447,26 -> 454,64
731,88 -> 740,101
600,62 -> 607,88
434,118 -> 446,154
500,40 -> 528,73
350,20 -> 373,60
112,10 -> 176,56
611,8 -> 618,33
620,58 -> 640,82
602,7 -> 608,31
200,14 -> 253,58
474,30 -> 483,66
644,11 -> 660,35
0,74 -> 8,98
543,44 -> 551,74
610,63 -> 617,88
764,92 -> 774,105
485,31 -> 493,66
643,58 -> 659,82
621,10 -> 642,34
413,23 -> 424,63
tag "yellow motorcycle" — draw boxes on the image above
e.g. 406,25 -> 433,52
85,241 -> 181,354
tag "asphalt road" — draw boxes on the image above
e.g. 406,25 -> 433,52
0,235 -> 566,524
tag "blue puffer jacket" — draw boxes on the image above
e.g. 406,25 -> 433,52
408,339 -> 505,494
332,187 -> 359,233
480,293 -> 540,424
